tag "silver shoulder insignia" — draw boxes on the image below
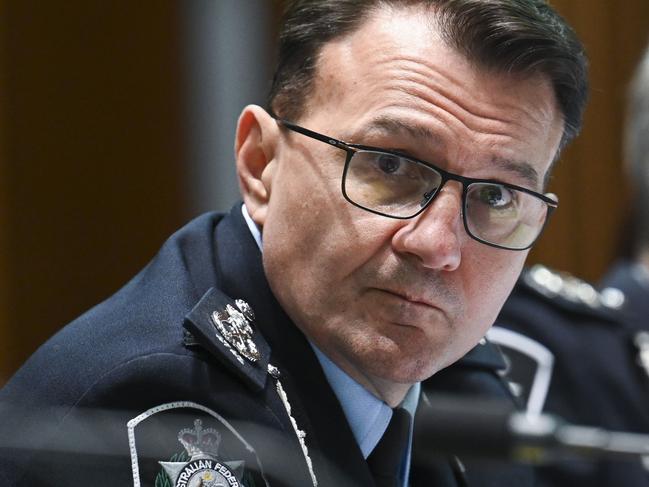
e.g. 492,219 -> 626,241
526,264 -> 623,310
211,299 -> 261,363
159,419 -> 244,487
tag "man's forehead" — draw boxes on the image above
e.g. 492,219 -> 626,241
309,8 -> 560,126
302,2 -> 563,182
308,4 -> 558,120
317,5 -> 443,72
306,5 -> 446,115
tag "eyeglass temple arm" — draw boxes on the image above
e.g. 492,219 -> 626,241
543,192 -> 559,207
276,119 -> 352,152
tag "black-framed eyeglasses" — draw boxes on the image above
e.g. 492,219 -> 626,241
275,119 -> 558,251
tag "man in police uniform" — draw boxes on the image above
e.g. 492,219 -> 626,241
495,265 -> 649,486
0,1 -> 587,486
599,55 -> 649,486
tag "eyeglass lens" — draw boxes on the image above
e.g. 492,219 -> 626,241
343,150 -> 548,249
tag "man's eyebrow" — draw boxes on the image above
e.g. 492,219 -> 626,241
491,157 -> 540,189
351,116 -> 541,189
350,116 -> 442,144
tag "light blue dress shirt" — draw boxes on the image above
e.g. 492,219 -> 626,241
312,344 -> 420,487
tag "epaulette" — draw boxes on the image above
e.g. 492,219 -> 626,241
183,287 -> 272,392
519,264 -> 625,319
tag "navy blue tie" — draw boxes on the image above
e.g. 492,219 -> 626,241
367,408 -> 411,487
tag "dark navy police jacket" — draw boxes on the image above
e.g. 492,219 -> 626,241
0,206 -> 533,487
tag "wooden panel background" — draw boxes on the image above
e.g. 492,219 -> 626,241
529,1 -> 649,280
0,0 -> 8,382
0,2 -> 188,383
1,1 -> 649,384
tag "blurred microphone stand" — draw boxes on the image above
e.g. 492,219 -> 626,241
415,395 -> 649,465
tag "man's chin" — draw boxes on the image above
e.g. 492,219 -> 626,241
363,351 -> 444,385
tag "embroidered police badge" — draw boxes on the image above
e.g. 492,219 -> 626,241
129,402 -> 268,487
158,419 -> 244,487
211,299 -> 261,363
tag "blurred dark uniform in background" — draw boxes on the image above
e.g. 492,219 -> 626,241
495,264 -> 649,487
602,260 -> 649,336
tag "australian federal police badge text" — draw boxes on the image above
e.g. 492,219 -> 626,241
170,458 -> 240,487
158,419 -> 245,487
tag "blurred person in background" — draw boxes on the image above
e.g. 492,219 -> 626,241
602,42 -> 649,339
493,42 -> 649,487
495,264 -> 649,486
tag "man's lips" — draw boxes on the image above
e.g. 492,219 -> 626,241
376,287 -> 444,312
368,288 -> 451,330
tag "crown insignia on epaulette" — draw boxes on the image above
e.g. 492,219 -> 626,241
178,419 -> 221,459
211,299 -> 261,363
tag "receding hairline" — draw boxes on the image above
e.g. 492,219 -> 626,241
299,3 -> 441,119
299,2 -> 563,129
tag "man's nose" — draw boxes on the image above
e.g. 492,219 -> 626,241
391,184 -> 463,271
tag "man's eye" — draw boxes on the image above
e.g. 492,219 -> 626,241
377,154 -> 402,174
479,185 -> 514,208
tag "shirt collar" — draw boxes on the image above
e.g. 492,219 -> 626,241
310,343 -> 393,457
242,204 -> 263,250
312,344 -> 420,487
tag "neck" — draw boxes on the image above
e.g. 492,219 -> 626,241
329,353 -> 411,407
359,375 -> 411,408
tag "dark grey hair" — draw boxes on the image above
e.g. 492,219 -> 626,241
268,0 -> 588,151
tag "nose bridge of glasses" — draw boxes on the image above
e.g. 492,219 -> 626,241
423,176 -> 464,212
401,181 -> 465,269
416,180 -> 465,237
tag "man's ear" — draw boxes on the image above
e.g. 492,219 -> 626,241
235,105 -> 280,228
